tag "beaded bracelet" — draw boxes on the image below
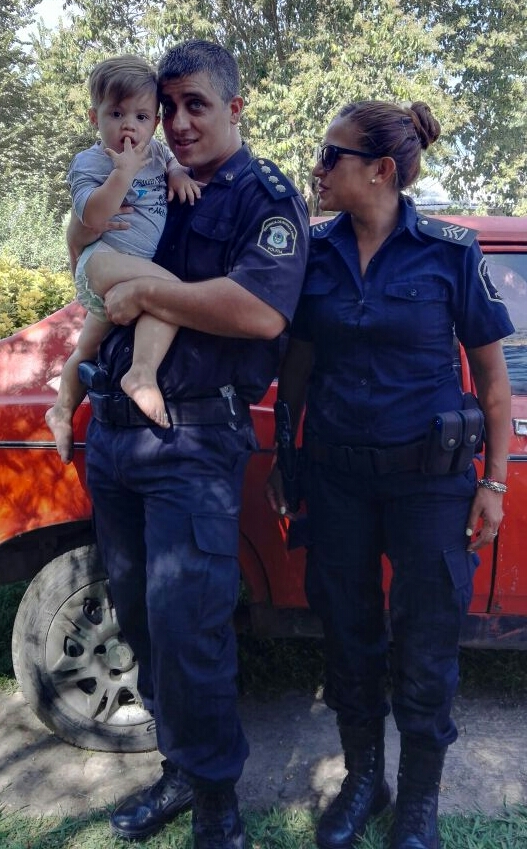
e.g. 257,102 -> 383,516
477,477 -> 508,494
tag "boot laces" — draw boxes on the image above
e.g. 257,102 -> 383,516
397,794 -> 437,836
152,762 -> 186,803
193,792 -> 240,848
330,764 -> 377,816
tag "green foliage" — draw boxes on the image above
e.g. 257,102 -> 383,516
458,647 -> 527,697
0,180 -> 69,273
0,255 -> 74,338
401,0 -> 527,213
1,0 -> 526,230
0,582 -> 27,687
23,24 -> 102,217
244,0 -> 458,207
238,635 -> 325,696
0,160 -> 72,340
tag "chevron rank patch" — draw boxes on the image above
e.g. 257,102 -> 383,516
417,217 -> 477,246
478,257 -> 504,303
312,220 -> 331,235
257,217 -> 298,256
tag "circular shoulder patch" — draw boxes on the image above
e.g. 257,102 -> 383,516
257,217 -> 298,256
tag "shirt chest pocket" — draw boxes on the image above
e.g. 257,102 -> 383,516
385,278 -> 449,304
384,278 -> 450,337
187,214 -> 234,277
191,213 -> 233,241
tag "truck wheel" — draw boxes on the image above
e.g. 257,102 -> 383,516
12,544 -> 157,753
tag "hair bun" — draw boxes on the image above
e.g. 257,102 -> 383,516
409,101 -> 441,149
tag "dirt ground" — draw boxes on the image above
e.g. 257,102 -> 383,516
0,687 -> 526,819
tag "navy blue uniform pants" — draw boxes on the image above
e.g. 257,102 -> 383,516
304,458 -> 477,749
86,418 -> 255,785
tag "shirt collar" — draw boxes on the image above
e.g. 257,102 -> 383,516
310,212 -> 349,239
311,195 -> 426,242
398,194 -> 430,242
207,142 -> 252,187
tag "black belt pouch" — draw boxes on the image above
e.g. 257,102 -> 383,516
453,407 -> 485,471
421,411 -> 463,474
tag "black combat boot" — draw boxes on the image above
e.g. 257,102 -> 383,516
192,784 -> 245,849
316,718 -> 391,849
109,759 -> 193,839
391,736 -> 447,849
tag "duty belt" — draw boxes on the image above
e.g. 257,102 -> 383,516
88,389 -> 248,427
304,433 -> 425,475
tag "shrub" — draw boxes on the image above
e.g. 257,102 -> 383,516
0,180 -> 69,273
0,254 -> 74,338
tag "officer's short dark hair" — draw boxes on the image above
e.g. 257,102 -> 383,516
157,40 -> 240,104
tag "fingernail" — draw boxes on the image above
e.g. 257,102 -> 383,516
465,528 -> 473,536
279,506 -> 286,515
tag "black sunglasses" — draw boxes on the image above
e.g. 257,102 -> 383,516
318,143 -> 378,172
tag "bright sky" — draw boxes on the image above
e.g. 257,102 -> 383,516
33,0 -> 67,30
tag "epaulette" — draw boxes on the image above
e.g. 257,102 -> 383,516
311,218 -> 334,237
251,158 -> 296,199
417,216 -> 478,246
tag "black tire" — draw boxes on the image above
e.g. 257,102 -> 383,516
12,544 -> 157,752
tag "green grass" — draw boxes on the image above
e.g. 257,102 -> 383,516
237,635 -> 325,697
2,582 -> 527,846
237,634 -> 527,701
458,646 -> 527,697
2,583 -> 527,699
0,581 -> 27,690
1,805 -> 527,849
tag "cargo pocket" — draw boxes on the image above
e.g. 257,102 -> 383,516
191,513 -> 240,631
443,547 -> 479,613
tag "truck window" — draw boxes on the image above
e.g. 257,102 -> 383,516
486,254 -> 527,395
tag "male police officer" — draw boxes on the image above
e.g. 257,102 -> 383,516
76,40 -> 309,848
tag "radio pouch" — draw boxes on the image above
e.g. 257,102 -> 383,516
421,411 -> 463,474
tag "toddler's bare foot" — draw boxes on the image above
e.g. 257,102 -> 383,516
45,405 -> 74,463
121,366 -> 169,428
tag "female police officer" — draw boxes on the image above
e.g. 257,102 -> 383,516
266,101 -> 513,849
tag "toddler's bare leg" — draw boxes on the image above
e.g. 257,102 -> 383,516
85,252 -> 176,295
120,316 -> 178,427
46,314 -> 112,463
85,253 -> 180,427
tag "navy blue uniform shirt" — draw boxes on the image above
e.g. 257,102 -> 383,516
98,143 -> 309,403
292,196 -> 514,446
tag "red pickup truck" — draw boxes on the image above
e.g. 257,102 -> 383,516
1,214 -> 526,753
